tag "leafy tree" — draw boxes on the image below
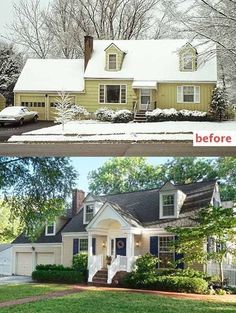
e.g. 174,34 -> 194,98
0,202 -> 21,243
0,157 -> 77,241
88,157 -> 166,195
0,42 -> 23,104
164,157 -> 217,184
167,206 -> 236,287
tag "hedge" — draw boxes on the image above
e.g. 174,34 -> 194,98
35,264 -> 73,271
122,274 -> 208,294
32,270 -> 84,284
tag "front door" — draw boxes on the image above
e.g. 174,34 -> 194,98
140,89 -> 151,110
116,238 -> 126,256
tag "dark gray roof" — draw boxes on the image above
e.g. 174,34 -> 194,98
63,180 -> 216,233
0,244 -> 12,252
12,219 -> 71,244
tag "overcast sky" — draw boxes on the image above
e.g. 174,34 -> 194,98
0,0 -> 50,37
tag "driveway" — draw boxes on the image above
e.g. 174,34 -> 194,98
0,276 -> 32,285
0,121 -> 54,142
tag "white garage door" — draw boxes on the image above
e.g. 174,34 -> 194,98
16,253 -> 33,276
37,253 -> 54,265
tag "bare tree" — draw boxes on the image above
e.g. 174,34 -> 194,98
6,0 -> 52,58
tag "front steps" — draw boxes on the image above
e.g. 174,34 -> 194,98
134,110 -> 147,123
91,268 -> 109,286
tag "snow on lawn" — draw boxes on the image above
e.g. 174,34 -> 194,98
8,120 -> 236,143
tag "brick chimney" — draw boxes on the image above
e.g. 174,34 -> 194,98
72,189 -> 85,217
84,35 -> 94,70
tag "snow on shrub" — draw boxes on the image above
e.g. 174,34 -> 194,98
146,108 -> 210,122
95,107 -> 115,122
95,107 -> 133,123
112,109 -> 133,123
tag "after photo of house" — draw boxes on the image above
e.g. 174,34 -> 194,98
0,156 -> 236,311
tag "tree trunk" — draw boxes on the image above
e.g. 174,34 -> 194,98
219,261 -> 224,288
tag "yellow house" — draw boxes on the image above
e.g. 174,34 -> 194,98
0,94 -> 6,111
14,37 -> 217,121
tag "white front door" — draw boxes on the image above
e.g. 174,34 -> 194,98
140,89 -> 151,110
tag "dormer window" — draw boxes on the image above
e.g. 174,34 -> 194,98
162,195 -> 175,217
45,222 -> 56,236
108,54 -> 117,70
84,204 -> 94,224
182,53 -> 194,71
160,193 -> 177,218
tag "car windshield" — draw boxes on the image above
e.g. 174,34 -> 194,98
0,107 -> 24,114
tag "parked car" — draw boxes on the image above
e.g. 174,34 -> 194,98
0,106 -> 38,126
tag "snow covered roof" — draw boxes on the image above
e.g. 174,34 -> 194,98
14,59 -> 85,93
85,39 -> 217,82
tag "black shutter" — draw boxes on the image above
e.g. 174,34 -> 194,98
92,238 -> 96,255
150,236 -> 158,256
175,236 -> 184,269
73,239 -> 79,255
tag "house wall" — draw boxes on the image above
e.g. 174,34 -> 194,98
157,83 -> 215,112
0,95 -> 6,111
0,248 -> 12,276
14,82 -> 215,120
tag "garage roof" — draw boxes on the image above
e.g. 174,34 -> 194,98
14,59 -> 85,93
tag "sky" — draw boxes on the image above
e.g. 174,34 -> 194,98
71,157 -> 171,193
0,0 -> 50,37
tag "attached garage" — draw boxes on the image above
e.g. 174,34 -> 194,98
16,252 -> 33,276
36,252 -> 54,265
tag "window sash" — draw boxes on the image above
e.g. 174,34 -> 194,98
158,236 -> 175,268
85,204 -> 94,223
108,54 -> 117,70
162,195 -> 175,217
183,54 -> 193,70
79,238 -> 88,252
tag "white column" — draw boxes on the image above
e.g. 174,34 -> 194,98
126,232 -> 134,272
88,232 -> 93,257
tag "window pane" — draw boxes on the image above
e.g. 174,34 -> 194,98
109,54 -> 117,70
100,85 -> 105,103
183,54 -> 193,70
47,223 -> 55,234
121,85 -> 126,103
159,236 -> 174,268
162,195 -> 175,216
183,86 -> 194,103
79,239 -> 88,252
163,195 -> 174,205
85,204 -> 94,223
106,85 -> 120,103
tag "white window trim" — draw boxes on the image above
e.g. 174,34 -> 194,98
177,85 -> 200,104
182,53 -> 194,71
78,237 -> 89,253
83,203 -> 95,224
107,53 -> 118,71
45,222 -> 56,236
98,84 -> 127,104
160,192 -> 177,219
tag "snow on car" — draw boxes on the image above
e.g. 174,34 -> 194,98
0,106 -> 38,126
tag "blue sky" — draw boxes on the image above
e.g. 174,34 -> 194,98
71,157 -> 171,192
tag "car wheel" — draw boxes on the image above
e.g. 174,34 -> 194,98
33,115 -> 38,123
0,122 -> 4,127
19,119 -> 24,126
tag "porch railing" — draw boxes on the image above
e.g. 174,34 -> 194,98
88,254 -> 103,283
133,101 -> 157,114
107,255 -> 138,284
207,262 -> 236,287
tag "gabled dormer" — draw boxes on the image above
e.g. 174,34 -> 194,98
83,193 -> 104,224
105,43 -> 125,71
159,182 -> 186,219
179,43 -> 198,72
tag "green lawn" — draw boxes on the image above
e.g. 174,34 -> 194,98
0,284 -> 70,303
0,291 -> 236,313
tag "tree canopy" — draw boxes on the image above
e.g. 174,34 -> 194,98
88,157 -> 236,201
0,157 -> 77,241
